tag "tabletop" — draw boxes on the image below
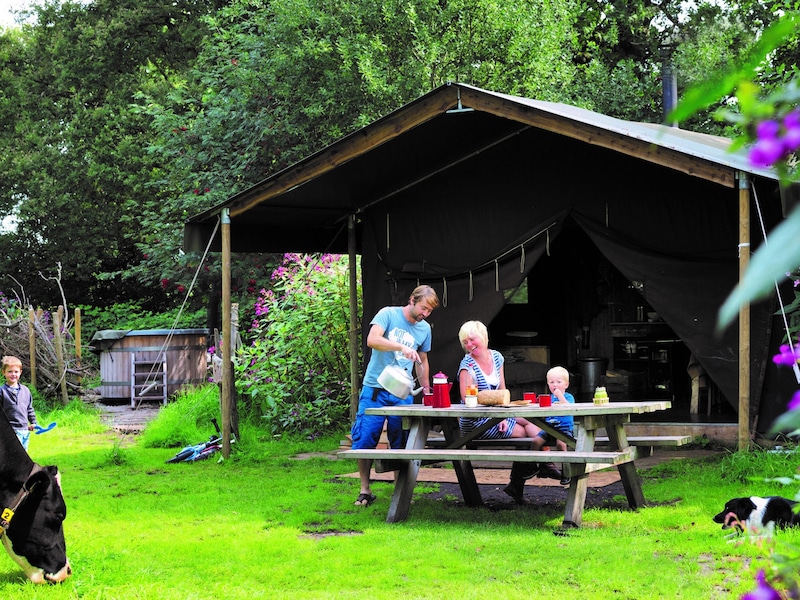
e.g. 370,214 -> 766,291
363,400 -> 671,419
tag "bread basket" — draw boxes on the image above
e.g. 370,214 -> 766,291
477,389 -> 511,406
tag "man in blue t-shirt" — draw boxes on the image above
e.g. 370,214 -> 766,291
351,285 -> 440,507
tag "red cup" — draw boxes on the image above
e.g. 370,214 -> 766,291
423,394 -> 434,407
538,394 -> 552,407
523,392 -> 537,403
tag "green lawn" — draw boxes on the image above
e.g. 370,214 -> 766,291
2,406 -> 798,599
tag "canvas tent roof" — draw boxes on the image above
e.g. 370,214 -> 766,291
185,82 -> 792,432
185,83 -> 778,254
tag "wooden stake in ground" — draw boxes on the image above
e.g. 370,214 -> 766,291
74,307 -> 82,385
28,307 -> 37,390
53,306 -> 69,405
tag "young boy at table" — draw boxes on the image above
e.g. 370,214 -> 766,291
503,365 -> 573,503
541,366 -> 575,485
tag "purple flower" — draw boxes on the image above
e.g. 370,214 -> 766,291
789,390 -> 800,412
784,108 -> 800,130
782,126 -> 800,154
756,120 -> 781,140
741,570 -> 780,600
749,112 -> 800,168
773,344 -> 800,366
750,138 -> 786,167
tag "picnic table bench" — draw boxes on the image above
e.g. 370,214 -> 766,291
339,447 -> 637,474
338,401 -> 671,527
425,433 -> 692,456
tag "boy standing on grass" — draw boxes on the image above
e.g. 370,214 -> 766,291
0,355 -> 38,451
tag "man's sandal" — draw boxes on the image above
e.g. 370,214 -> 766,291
354,493 -> 377,507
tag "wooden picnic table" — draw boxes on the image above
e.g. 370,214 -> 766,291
339,400 -> 671,527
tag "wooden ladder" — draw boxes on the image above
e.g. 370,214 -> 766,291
130,355 -> 167,408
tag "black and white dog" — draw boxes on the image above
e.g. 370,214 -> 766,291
714,496 -> 800,535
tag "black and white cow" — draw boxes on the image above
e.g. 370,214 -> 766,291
0,414 -> 71,583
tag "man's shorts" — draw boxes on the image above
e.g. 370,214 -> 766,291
350,387 -> 412,450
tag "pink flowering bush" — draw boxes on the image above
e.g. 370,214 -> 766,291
233,253 -> 361,438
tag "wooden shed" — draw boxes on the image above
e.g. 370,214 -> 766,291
90,329 -> 209,406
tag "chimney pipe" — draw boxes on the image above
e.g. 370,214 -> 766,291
660,46 -> 678,127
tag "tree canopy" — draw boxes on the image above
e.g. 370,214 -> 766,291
0,0 -> 796,311
0,0 -> 224,305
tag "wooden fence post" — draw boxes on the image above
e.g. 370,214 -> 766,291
28,307 -> 37,390
53,306 -> 69,405
74,307 -> 82,385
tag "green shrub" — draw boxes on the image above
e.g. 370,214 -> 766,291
102,439 -> 131,466
77,301 -> 206,336
38,397 -> 106,434
717,445 -> 800,484
140,385 -> 222,448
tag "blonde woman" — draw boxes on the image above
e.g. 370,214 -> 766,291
456,321 -> 538,439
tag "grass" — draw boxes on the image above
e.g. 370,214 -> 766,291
2,398 -> 800,599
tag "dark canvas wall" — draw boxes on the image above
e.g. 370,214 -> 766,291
357,125 -> 788,427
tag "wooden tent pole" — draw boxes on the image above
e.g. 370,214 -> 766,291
28,307 -> 36,390
738,172 -> 751,451
348,214 -> 359,421
221,208 -> 232,458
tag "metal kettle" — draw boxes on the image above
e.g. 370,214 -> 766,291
377,364 -> 424,398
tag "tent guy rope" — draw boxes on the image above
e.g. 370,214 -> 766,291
751,182 -> 800,385
134,216 -> 221,408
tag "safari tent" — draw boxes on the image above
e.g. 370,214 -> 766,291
185,82 -> 797,443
